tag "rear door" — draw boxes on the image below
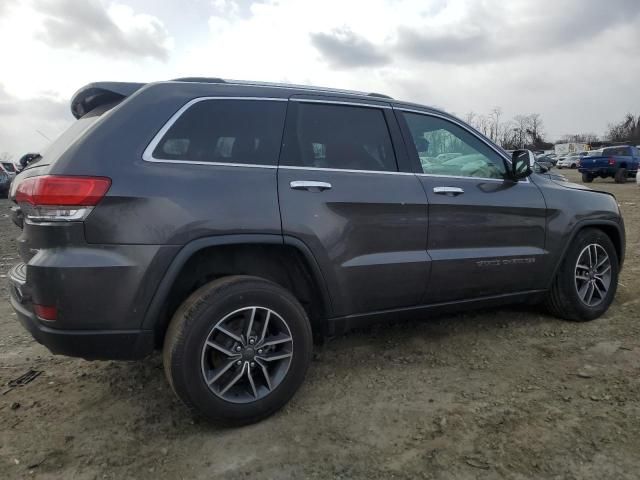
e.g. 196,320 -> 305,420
396,108 -> 548,303
277,97 -> 429,317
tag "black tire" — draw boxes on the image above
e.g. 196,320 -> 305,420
581,173 -> 593,183
614,168 -> 627,183
163,275 -> 313,426
570,163 -> 577,169
545,228 -> 618,321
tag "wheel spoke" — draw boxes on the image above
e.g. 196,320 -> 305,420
255,358 -> 272,391
215,325 -> 243,343
597,264 -> 611,275
206,340 -> 239,358
575,274 -> 590,281
587,247 -> 593,267
593,280 -> 606,299
585,282 -> 595,304
576,263 -> 590,271
590,245 -> 598,267
594,276 -> 608,292
219,363 -> 246,396
207,358 -> 237,385
259,310 -> 271,343
578,281 -> 591,301
596,256 -> 608,268
247,367 -> 258,398
261,333 -> 293,347
246,307 -> 256,340
257,351 -> 292,362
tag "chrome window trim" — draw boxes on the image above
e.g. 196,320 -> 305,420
142,96 -> 288,164
278,165 -> 413,176
144,158 -> 277,169
290,98 -> 391,109
396,107 -> 530,184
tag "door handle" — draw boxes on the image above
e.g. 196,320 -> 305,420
433,186 -> 464,196
290,181 -> 332,191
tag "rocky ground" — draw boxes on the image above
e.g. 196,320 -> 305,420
0,168 -> 639,479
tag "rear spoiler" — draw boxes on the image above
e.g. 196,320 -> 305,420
70,82 -> 145,119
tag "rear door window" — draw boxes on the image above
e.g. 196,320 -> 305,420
151,99 -> 287,166
280,102 -> 398,172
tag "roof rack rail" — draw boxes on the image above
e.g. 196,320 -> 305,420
171,77 -> 226,83
168,77 -> 393,100
367,92 -> 393,99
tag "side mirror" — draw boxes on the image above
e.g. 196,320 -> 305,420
508,149 -> 534,180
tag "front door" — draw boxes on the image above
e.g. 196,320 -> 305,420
397,109 -> 548,303
278,98 -> 429,317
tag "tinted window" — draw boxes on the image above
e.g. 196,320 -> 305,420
281,103 -> 397,172
153,99 -> 287,165
603,146 -> 631,157
403,112 -> 506,179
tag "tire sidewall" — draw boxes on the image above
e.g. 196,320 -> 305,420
168,278 -> 312,424
558,230 -> 618,320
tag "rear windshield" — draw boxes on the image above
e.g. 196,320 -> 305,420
32,102 -> 119,168
603,146 -> 631,156
1,162 -> 15,172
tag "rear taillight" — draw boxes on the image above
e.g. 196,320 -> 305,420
15,175 -> 111,222
608,157 -> 616,166
34,304 -> 58,321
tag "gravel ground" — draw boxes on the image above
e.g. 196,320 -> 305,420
1,168 -> 639,480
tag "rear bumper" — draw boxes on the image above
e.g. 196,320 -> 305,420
8,262 -> 155,360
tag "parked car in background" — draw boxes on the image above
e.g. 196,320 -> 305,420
7,78 -> 626,426
0,170 -> 11,198
557,152 -> 587,169
536,154 -> 556,168
579,145 -> 640,183
1,161 -> 16,179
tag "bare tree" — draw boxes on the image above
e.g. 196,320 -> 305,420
488,107 -> 502,143
607,114 -> 640,143
464,111 -> 476,126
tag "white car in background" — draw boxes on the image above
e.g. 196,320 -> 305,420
557,152 -> 587,169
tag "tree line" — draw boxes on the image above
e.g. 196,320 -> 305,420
463,109 -> 640,150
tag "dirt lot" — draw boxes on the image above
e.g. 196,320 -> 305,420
0,168 -> 639,479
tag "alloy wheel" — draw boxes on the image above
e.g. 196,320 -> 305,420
200,306 -> 293,403
574,243 -> 612,307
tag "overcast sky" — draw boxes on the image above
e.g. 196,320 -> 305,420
1,0 -> 639,160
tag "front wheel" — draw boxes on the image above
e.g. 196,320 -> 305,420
545,228 -> 618,321
163,276 -> 313,426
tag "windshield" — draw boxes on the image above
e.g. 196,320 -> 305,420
1,162 -> 15,172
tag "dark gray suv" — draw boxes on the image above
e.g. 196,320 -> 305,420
8,78 -> 625,425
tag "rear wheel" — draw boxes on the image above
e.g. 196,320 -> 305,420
570,163 -> 577,169
614,168 -> 627,183
581,173 -> 593,183
163,275 -> 313,426
545,228 -> 618,321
